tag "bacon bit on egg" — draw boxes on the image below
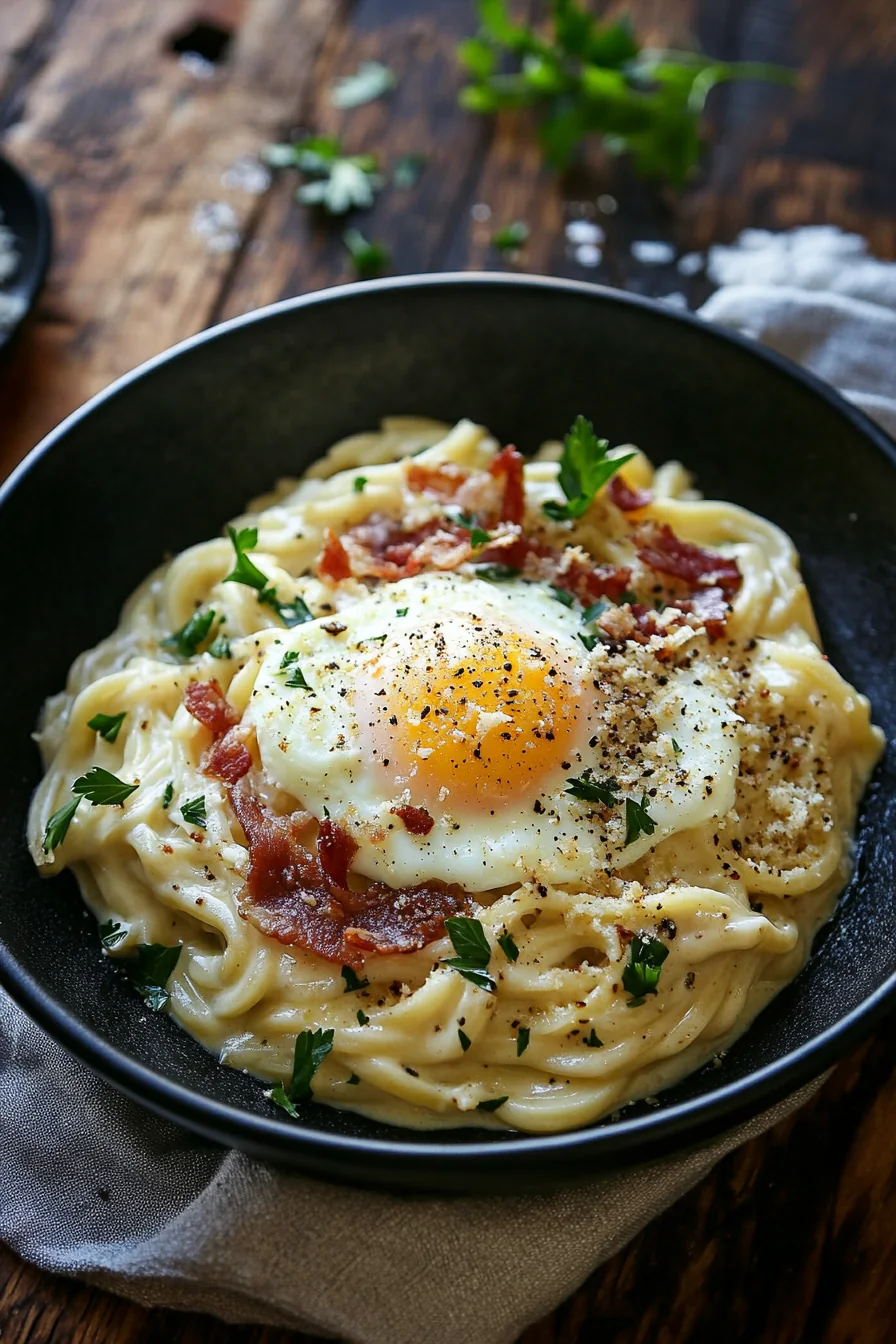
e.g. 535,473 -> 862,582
390,804 -> 435,836
607,475 -> 652,513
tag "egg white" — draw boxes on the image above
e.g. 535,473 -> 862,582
247,572 -> 741,889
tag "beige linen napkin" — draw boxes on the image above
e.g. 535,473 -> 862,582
2,226 -> 893,1344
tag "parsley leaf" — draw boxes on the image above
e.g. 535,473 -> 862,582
672,738 -> 682,754
162,608 -> 216,659
469,527 -> 491,549
393,152 -> 426,188
330,60 -> 397,109
208,633 -> 232,659
353,475 -> 367,493
584,1028 -> 604,1048
624,794 -> 656,846
516,1025 -> 530,1056
266,592 -> 314,628
457,3 -> 795,185
162,781 -> 174,810
181,795 -> 207,829
346,1072 -> 361,1085
578,632 -> 598,652
88,711 -> 127,743
73,767 -> 138,807
565,768 -> 619,807
458,1027 -> 471,1052
341,965 -> 369,993
477,1095 -> 509,1112
497,931 -> 519,962
264,135 -> 384,215
622,934 -> 669,1005
543,416 -> 634,521
42,797 -> 80,852
549,585 -> 575,607
99,919 -> 127,949
491,220 -> 529,253
474,563 -> 521,582
284,666 -> 312,690
396,607 -> 409,617
129,942 -> 182,1012
343,228 -> 390,280
269,1028 -> 335,1116
442,915 -> 496,993
223,526 -> 311,627
357,1008 -> 369,1025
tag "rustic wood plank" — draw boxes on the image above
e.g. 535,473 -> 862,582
0,0 -> 344,476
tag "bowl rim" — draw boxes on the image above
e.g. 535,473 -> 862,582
2,270 -> 895,1167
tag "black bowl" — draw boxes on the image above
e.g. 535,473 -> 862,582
1,275 -> 894,1192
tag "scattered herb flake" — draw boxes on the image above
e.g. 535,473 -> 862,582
474,563 -> 521,582
353,475 -> 367,493
162,608 -> 216,659
72,768 -> 138,807
99,919 -> 127,949
279,650 -> 300,670
42,798 -> 80,853
491,221 -> 529,253
130,942 -> 182,1011
277,1028 -> 335,1114
578,632 -> 598,652
469,526 -> 491,549
516,1025 -> 530,1056
566,768 -> 619,807
344,228 -> 390,279
584,1028 -> 603,1048
162,781 -> 174,810
672,738 -> 682,754
624,794 -> 656,846
442,915 -> 496,993
477,1095 -> 509,1112
224,525 -> 268,590
497,930 -> 519,962
284,666 -> 312,691
181,795 -> 207,829
341,965 -> 370,993
549,585 -> 575,607
396,607 -> 409,617
622,934 -> 669,1004
208,633 -> 232,660
458,1027 -> 472,1052
357,1008 -> 369,1025
346,1072 -> 361,1085
87,711 -> 127,743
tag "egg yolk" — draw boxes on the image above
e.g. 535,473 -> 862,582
363,616 -> 581,809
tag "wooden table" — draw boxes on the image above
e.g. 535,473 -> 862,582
1,1 -> 895,1340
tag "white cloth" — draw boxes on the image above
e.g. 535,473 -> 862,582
2,226 -> 893,1344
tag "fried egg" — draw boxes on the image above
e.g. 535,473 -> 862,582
248,572 -> 741,889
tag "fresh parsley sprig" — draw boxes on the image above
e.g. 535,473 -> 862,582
341,965 -> 369,993
441,916 -> 496,993
162,608 -> 217,659
458,0 -> 796,185
263,135 -> 383,215
330,60 -> 396,110
268,1028 -> 335,1116
129,942 -> 183,1012
73,767 -> 139,807
223,526 -> 312,628
181,795 -> 207,829
543,416 -> 634,522
622,934 -> 669,1007
624,794 -> 656,846
565,768 -> 619,807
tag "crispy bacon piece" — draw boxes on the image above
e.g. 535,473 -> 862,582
205,728 -> 253,783
340,514 -> 472,581
559,558 -> 632,605
317,816 -> 359,889
607,475 -> 652,513
489,445 -> 525,525
678,586 -> 731,642
637,523 -> 741,593
390,804 -> 435,836
184,679 -> 240,735
317,527 -> 353,583
405,460 -> 470,501
229,787 -> 472,967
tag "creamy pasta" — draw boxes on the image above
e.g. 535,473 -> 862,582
28,417 -> 883,1133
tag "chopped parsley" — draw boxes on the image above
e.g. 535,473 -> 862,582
346,1072 -> 361,1085
565,768 -> 619,807
393,152 -> 426,188
458,1028 -> 471,1052
353,475 -> 367,493
263,135 -> 383,215
363,633 -> 388,646
622,935 -> 669,1006
99,919 -> 127,949
582,599 -> 609,623
330,60 -> 396,109
208,633 -> 232,660
549,586 -> 575,607
87,711 -> 127,743
584,1029 -> 603,1048
441,916 -> 496,993
162,608 -> 216,659
343,228 -> 390,280
279,650 -> 299,669
469,526 -> 490,549
624,794 -> 656,846
268,1028 -> 335,1116
357,1008 -> 369,1026
578,632 -> 598,652
516,1026 -> 530,1056
491,221 -> 529,253
619,589 -> 638,606
284,665 -> 312,691
477,1096 -> 509,1112
180,795 -> 207,829
473,563 -> 520,582
42,798 -> 80,853
161,781 -> 174,810
223,526 -> 312,628
129,942 -> 182,1012
497,930 -> 519,962
543,416 -> 634,521
672,738 -> 682,754
73,768 -> 138,806
341,965 -> 369,993
396,607 -> 409,617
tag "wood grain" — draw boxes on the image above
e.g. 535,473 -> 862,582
2,0 -> 896,1341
